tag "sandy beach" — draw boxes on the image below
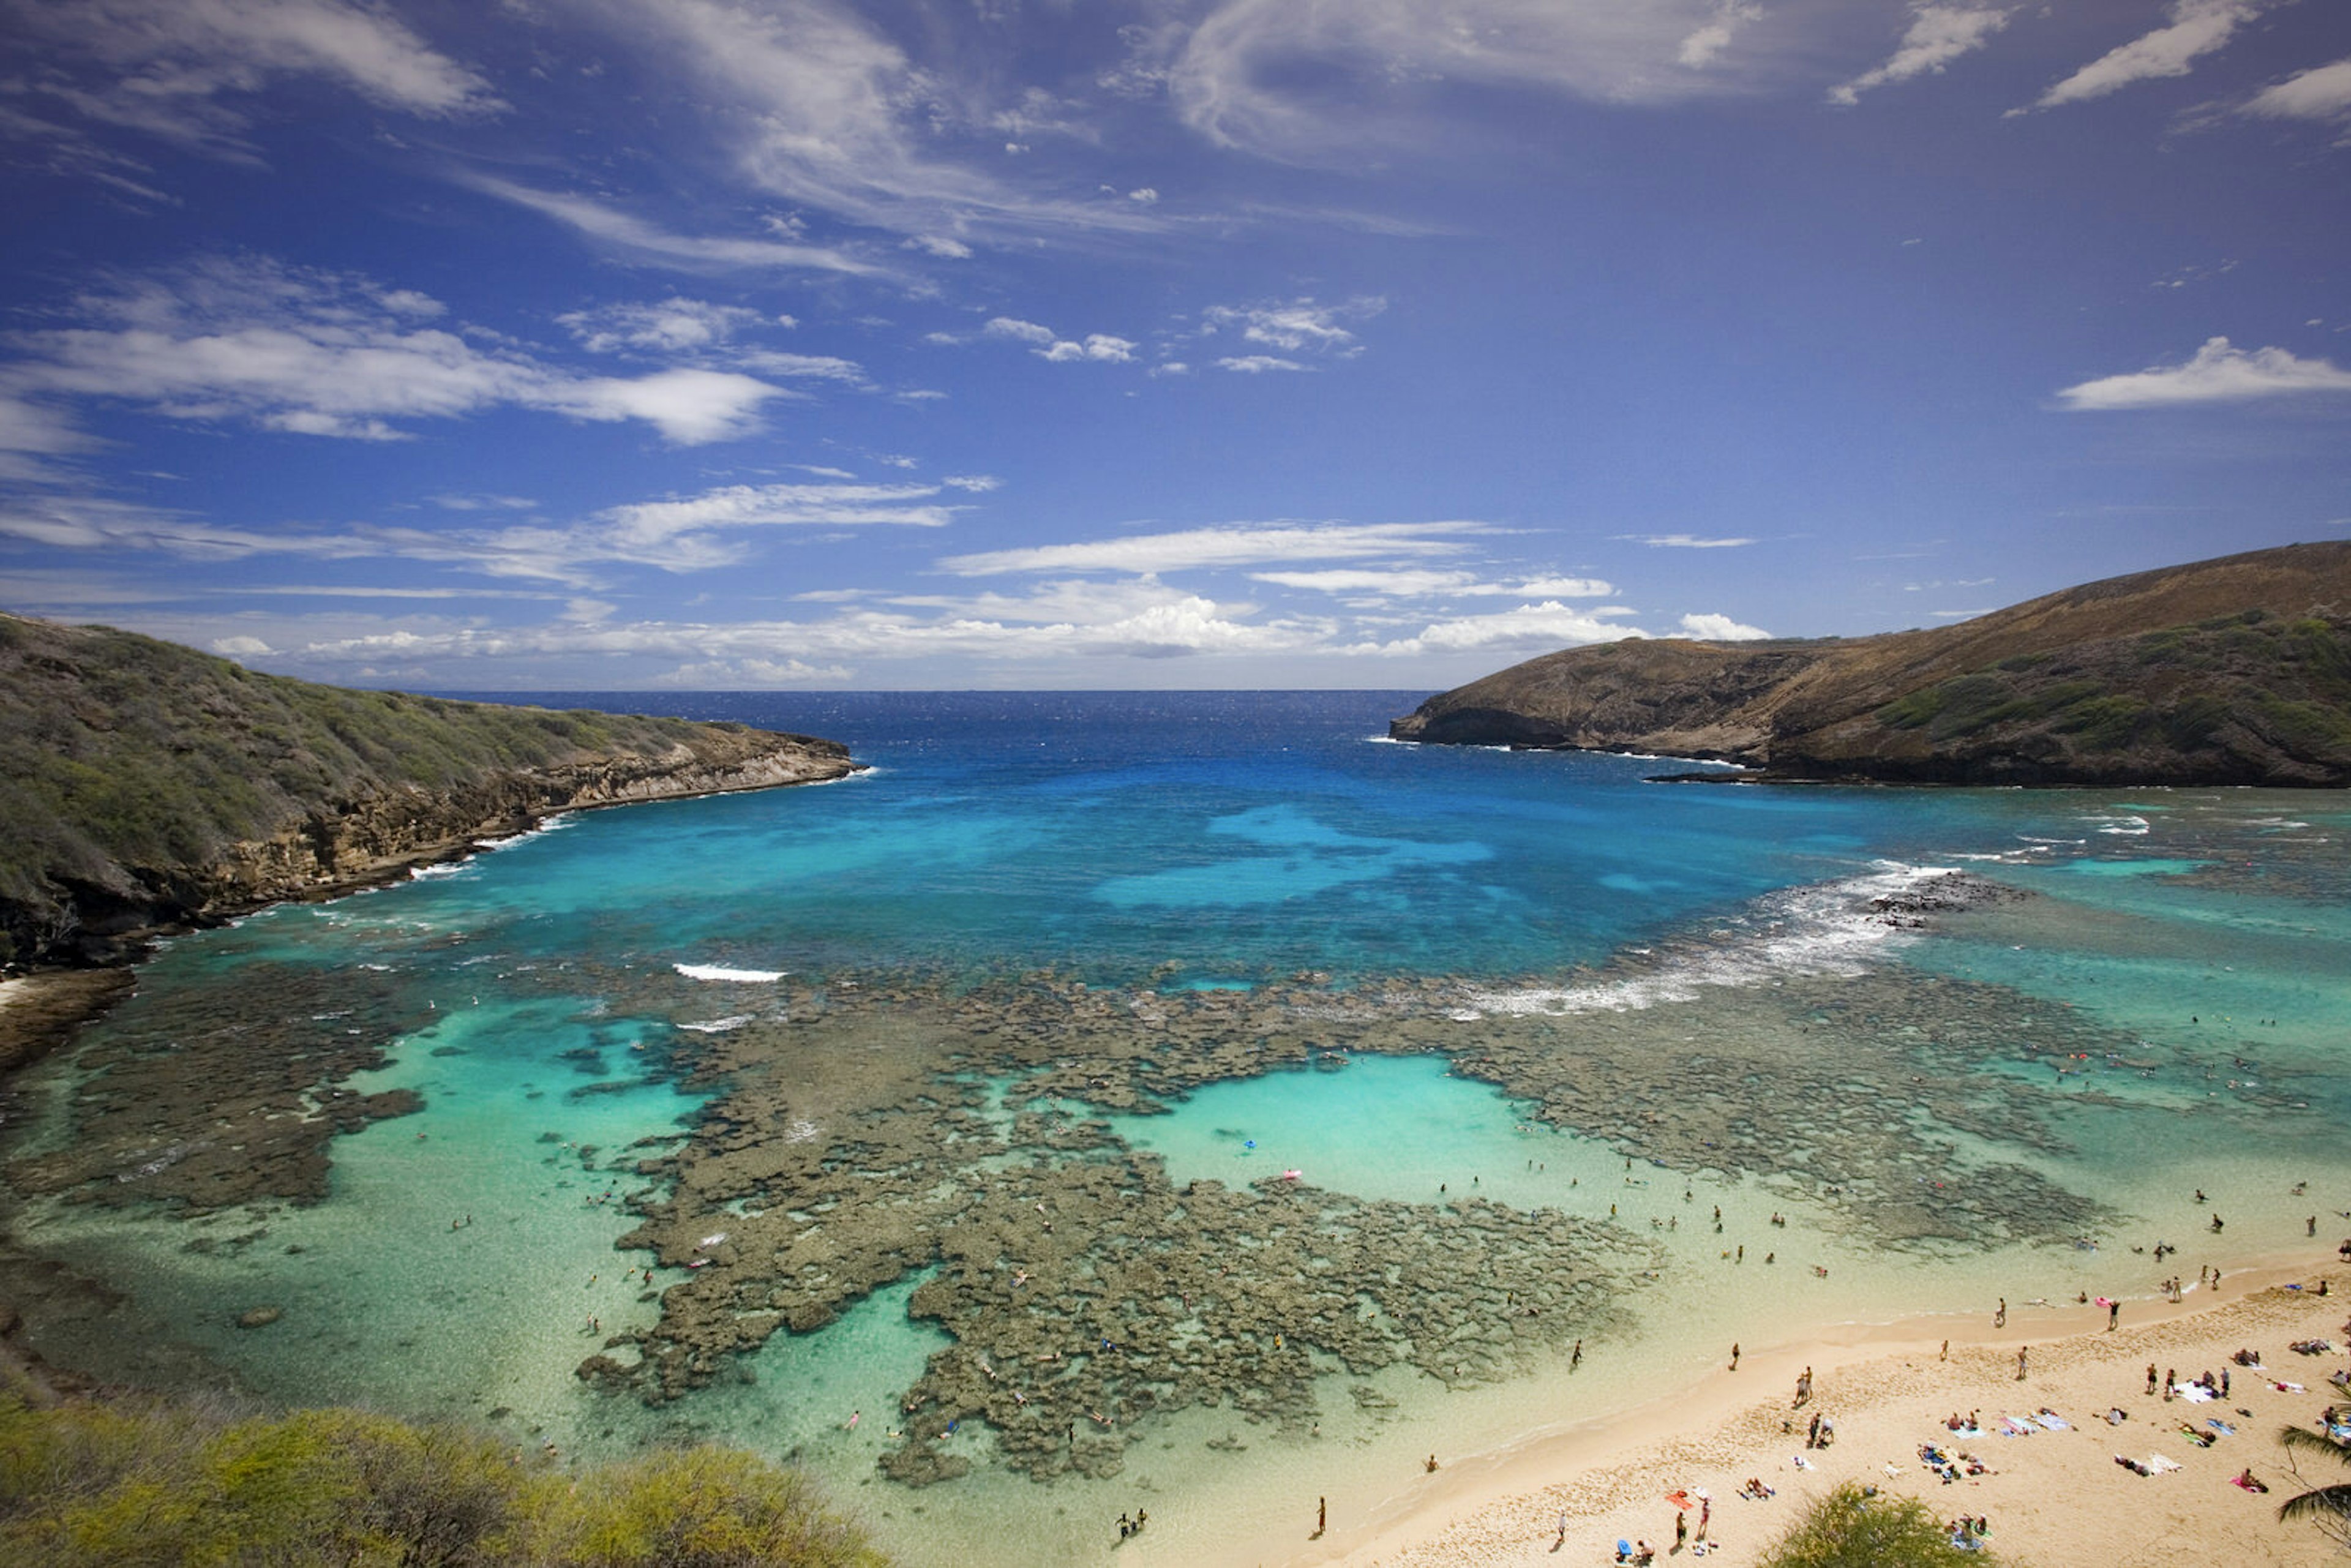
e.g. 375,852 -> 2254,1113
1260,1252 -> 2351,1567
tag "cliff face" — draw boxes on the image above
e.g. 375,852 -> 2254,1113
1391,541 -> 2351,786
0,613 -> 858,967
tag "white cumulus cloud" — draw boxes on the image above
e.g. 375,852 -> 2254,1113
2241,57 -> 2351,125
1354,601 -> 1643,657
1202,297 -> 1384,356
2054,337 -> 2351,409
1,260 -> 792,446
1679,612 -> 1772,640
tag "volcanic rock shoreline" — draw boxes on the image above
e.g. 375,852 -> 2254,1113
0,610 -> 861,975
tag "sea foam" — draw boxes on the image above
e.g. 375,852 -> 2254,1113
1463,861 -> 1961,1017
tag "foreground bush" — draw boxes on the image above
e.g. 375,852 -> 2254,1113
0,1371 -> 885,1567
1757,1481 -> 1996,1567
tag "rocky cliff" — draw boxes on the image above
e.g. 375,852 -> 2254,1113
0,613 -> 858,967
1391,541 -> 2351,786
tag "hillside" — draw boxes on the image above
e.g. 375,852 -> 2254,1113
0,613 -> 857,969
1390,541 -> 2351,786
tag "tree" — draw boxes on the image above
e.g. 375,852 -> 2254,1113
1757,1482 -> 1993,1567
2277,1426 -> 2351,1552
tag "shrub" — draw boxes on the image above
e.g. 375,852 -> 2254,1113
1757,1482 -> 1993,1567
0,1371 -> 884,1568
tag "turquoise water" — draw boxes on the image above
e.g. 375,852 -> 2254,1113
6,694 -> 2349,1567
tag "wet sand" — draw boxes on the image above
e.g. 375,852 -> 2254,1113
1266,1252 -> 2350,1567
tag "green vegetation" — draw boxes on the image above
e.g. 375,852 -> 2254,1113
1755,1482 -> 1994,1567
0,612 -> 847,967
1867,610 -> 2351,775
0,1370 -> 887,1567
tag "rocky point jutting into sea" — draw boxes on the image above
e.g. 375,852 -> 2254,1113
0,610 -> 858,972
1,612 -> 2347,1567
1391,541 -> 2351,786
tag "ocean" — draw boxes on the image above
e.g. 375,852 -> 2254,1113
5,691 -> 2347,1566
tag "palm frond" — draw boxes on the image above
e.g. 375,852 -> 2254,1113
2275,1426 -> 2351,1529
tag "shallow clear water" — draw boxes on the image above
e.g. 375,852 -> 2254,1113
7,692 -> 2348,1567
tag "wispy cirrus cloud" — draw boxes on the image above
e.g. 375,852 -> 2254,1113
939,520 -> 1490,577
1829,5 -> 2011,107
1169,0 -> 1789,160
0,475 -> 978,588
2055,337 -> 2351,410
583,0 -> 1172,246
598,481 -> 967,546
2031,0 -> 2274,111
1251,568 -> 1614,599
459,177 -> 885,278
1,0 -> 500,156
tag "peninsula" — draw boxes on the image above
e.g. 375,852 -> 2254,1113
1390,541 -> 2351,786
0,612 -> 858,973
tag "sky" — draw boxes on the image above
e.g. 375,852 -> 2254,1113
1,0 -> 2348,691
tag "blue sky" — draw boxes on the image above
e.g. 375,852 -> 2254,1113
2,0 -> 2347,690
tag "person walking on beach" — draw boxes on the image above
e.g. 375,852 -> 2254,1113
1729,1342 -> 1739,1371
1993,1297 -> 2006,1329
1316,1496 -> 1325,1537
2147,1363 -> 2158,1395
2016,1346 -> 2030,1381
1674,1510 -> 1687,1552
1793,1367 -> 1812,1408
1698,1495 -> 1710,1539
2108,1299 -> 2120,1330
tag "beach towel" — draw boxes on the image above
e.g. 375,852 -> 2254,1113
2178,1384 -> 2215,1402
1999,1417 -> 2036,1436
2036,1413 -> 2071,1431
1791,1455 -> 1813,1470
2207,1419 -> 2236,1435
1950,1424 -> 1983,1437
2271,1380 -> 2306,1393
2148,1454 -> 2183,1473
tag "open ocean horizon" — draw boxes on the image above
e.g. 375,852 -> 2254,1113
7,691 -> 2348,1566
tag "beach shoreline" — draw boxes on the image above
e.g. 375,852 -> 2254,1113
1244,1251 -> 2349,1567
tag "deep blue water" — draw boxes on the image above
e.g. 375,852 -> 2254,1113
430,689 -> 2046,986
